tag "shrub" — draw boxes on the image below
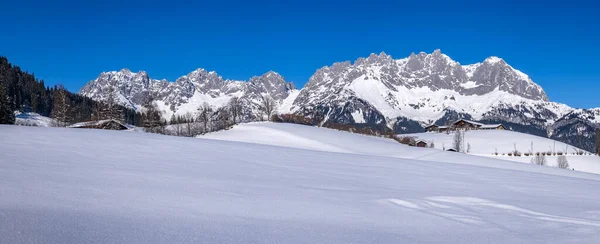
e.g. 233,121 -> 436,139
531,154 -> 547,166
556,156 -> 570,169
508,153 -> 513,157
524,153 -> 530,157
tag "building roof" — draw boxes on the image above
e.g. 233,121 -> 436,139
68,119 -> 131,129
480,124 -> 504,129
454,119 -> 484,127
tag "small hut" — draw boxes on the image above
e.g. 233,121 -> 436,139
416,140 -> 428,148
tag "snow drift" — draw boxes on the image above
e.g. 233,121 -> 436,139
2,125 -> 600,243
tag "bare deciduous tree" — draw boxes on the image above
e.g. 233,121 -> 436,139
197,102 -> 212,133
215,107 -> 231,131
452,130 -> 463,152
556,155 -> 570,169
228,97 -> 243,124
260,94 -> 276,121
184,112 -> 195,137
531,154 -> 547,166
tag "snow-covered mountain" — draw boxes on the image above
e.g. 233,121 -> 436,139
79,68 -> 296,119
78,50 -> 599,151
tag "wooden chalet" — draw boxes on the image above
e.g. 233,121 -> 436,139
425,119 -> 506,133
415,140 -> 428,148
68,119 -> 130,131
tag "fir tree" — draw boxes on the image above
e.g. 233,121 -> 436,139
0,84 -> 15,124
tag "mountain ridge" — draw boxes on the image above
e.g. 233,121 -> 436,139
78,50 -> 599,151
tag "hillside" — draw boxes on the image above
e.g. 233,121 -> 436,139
2,125 -> 600,243
202,122 -> 600,175
405,130 -> 600,174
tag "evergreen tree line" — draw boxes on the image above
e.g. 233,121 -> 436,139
0,56 -> 148,126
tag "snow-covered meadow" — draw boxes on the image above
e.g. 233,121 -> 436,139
2,124 -> 600,243
404,130 -> 600,174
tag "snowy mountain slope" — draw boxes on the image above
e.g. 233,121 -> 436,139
3,125 -> 600,243
79,69 -> 296,119
290,50 -> 574,128
405,130 -> 600,174
201,122 -> 600,175
77,50 -> 599,151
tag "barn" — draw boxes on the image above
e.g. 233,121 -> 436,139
424,119 -> 506,133
68,119 -> 130,131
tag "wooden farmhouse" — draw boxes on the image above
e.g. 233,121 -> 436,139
68,119 -> 130,131
425,119 -> 506,133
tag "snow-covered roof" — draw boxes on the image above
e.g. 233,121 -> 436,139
481,124 -> 504,129
454,119 -> 484,127
68,119 -> 130,129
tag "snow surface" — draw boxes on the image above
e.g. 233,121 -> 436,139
405,130 -> 600,174
3,125 -> 600,243
202,122 -> 600,177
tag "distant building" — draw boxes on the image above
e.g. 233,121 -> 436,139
425,119 -> 505,133
416,140 -> 428,148
68,119 -> 130,131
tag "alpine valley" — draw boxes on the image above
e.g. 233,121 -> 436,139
79,50 -> 600,151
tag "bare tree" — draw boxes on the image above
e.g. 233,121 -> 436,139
556,156 -> 570,169
228,97 -> 243,124
452,130 -> 463,152
184,112 -> 195,137
529,141 -> 534,155
50,85 -> 71,127
531,154 -> 547,166
197,102 -> 212,133
215,107 -> 231,131
260,94 -> 276,121
173,120 -> 183,136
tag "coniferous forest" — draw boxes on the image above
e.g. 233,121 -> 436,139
0,56 -> 146,126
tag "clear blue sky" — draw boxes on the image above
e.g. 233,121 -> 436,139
1,0 -> 598,108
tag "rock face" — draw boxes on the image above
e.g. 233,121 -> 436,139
78,50 -> 599,151
79,69 -> 296,119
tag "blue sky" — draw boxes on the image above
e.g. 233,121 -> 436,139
1,0 -> 598,108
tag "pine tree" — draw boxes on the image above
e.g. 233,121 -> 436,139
596,129 -> 600,156
142,92 -> 162,132
100,86 -> 122,121
50,85 -> 70,127
0,84 -> 15,124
